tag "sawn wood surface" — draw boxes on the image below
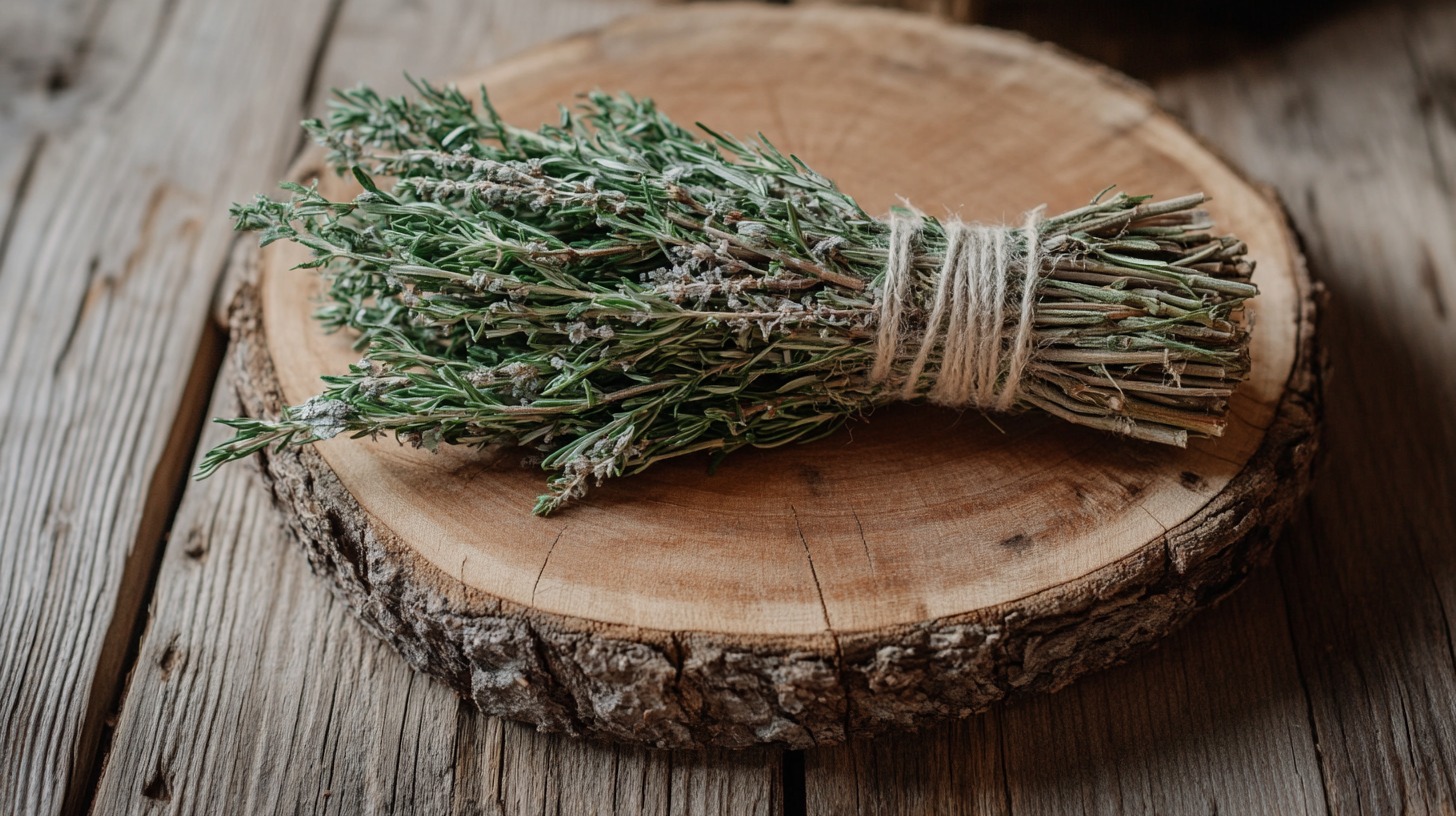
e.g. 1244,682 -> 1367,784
243,3 -> 1317,749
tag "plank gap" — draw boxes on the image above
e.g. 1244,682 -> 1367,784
782,751 -> 805,816
53,256 -> 102,376
1272,512 -> 1338,812
298,0 -> 350,115
61,318 -> 227,816
0,135 -> 45,278
105,0 -> 181,115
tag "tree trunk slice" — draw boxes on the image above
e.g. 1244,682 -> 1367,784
228,3 -> 1322,749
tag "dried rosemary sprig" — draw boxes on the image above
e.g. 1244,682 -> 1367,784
200,79 -> 1256,515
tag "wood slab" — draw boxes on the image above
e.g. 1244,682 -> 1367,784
229,3 -> 1321,748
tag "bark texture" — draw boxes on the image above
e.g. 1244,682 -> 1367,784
226,231 -> 1320,748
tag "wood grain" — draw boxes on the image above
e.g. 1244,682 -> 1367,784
241,3 -> 1318,749
92,368 -> 779,815
806,570 -> 1329,814
806,0 -> 1456,812
1162,3 -> 1456,812
92,2 -> 780,814
264,6 -> 1305,636
4,0 -> 1450,813
0,1 -> 343,813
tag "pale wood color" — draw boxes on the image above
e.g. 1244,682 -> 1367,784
0,1 -> 347,813
238,3 -> 1319,748
93,368 -> 779,815
806,570 -> 1329,814
806,0 -> 1456,812
90,2 -> 781,814
7,0 -> 1452,813
1163,3 -> 1456,811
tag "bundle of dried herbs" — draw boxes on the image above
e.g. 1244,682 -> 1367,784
200,80 -> 1257,514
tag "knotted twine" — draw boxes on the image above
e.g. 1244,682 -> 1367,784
869,208 -> 1045,411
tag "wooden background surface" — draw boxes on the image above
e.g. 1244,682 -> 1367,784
1,0 -> 1451,813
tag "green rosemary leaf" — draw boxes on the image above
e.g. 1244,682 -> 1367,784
201,80 -> 1258,515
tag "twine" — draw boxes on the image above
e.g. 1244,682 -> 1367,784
871,208 -> 1045,411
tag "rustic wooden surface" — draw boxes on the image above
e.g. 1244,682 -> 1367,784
244,4 -> 1317,750
0,0 -> 1450,813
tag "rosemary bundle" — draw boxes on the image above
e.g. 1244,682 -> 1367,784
201,80 -> 1257,515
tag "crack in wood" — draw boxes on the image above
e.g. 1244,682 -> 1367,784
531,528 -> 566,605
387,671 -> 417,810
299,0 -> 349,113
106,0 -> 180,114
53,255 -> 101,376
0,136 -> 45,339
788,504 -> 832,634
851,509 -> 874,571
1418,244 -> 1448,321
789,503 -> 847,747
995,716 -> 1015,816
60,317 -> 227,816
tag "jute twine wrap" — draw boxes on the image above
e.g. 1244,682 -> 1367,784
870,209 -> 1046,411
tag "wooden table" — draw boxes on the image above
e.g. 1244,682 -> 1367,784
2,1 -> 1452,813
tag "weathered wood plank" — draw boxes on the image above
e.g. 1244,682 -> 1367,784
97,1 -> 780,813
20,0 -> 1453,812
0,1 -> 344,813
0,0 -> 110,346
807,1 -> 1456,812
302,0 -> 662,110
807,571 -> 1327,814
0,0 -> 108,94
92,363 -> 782,815
997,571 -> 1325,814
1160,3 -> 1456,812
804,709 -> 1008,815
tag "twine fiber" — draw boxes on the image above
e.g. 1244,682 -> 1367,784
871,209 -> 1045,411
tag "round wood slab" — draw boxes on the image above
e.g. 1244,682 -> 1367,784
229,4 -> 1321,748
